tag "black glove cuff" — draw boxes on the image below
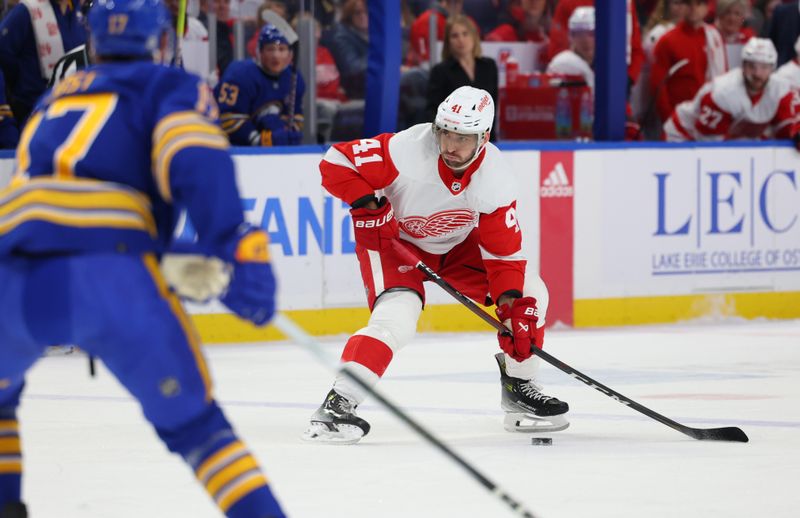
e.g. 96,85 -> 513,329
496,289 -> 523,306
351,195 -> 379,209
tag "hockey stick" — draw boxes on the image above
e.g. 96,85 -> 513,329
390,241 -> 749,443
271,313 -> 541,518
174,0 -> 187,67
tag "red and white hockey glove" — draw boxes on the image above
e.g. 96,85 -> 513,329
350,196 -> 399,251
495,297 -> 544,362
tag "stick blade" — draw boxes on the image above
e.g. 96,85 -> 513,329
691,426 -> 749,442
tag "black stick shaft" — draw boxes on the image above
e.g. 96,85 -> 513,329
272,314 -> 540,518
391,241 -> 748,443
340,367 -> 538,518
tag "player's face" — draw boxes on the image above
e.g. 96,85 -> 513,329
448,22 -> 474,59
571,30 -> 595,64
260,42 -> 292,75
436,127 -> 480,169
742,61 -> 773,93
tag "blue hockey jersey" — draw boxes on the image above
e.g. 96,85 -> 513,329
0,61 -> 244,260
215,59 -> 305,146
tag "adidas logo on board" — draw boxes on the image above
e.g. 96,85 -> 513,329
540,162 -> 574,198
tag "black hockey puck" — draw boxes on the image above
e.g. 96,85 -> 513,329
531,437 -> 553,445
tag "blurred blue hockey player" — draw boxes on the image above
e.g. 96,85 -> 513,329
0,0 -> 285,517
216,23 -> 305,146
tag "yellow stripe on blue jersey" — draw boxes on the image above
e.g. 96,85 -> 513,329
0,177 -> 156,238
195,441 -> 246,482
193,440 -> 268,512
14,111 -> 44,177
152,111 -> 229,202
0,104 -> 12,119
217,472 -> 269,512
50,94 -> 118,179
0,419 -> 21,474
219,113 -> 249,135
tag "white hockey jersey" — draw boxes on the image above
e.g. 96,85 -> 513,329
546,50 -> 594,92
664,67 -> 800,141
320,123 -> 526,300
775,59 -> 800,90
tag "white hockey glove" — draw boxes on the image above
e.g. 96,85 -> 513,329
160,254 -> 232,302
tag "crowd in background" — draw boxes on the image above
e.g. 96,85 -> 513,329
1,0 -> 799,148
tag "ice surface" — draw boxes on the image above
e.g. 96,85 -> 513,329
17,320 -> 800,517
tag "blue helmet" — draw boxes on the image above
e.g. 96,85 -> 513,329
258,24 -> 289,49
89,0 -> 170,58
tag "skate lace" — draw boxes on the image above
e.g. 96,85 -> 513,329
332,395 -> 356,414
520,381 -> 553,403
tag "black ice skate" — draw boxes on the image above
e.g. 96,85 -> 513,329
302,389 -> 371,445
495,353 -> 570,433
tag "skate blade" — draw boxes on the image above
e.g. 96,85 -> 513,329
301,422 -> 365,445
503,413 -> 570,433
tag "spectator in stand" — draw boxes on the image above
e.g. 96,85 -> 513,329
406,0 -> 465,67
311,0 -> 338,28
643,1 -> 690,59
745,0 -> 773,36
198,0 -> 234,77
216,23 -> 305,146
426,14 -> 498,139
301,15 -> 347,103
486,0 -> 553,43
0,0 -> 86,126
664,38 -> 800,144
633,0 -> 689,137
752,0 -> 781,37
651,0 -> 728,124
463,0 -> 504,35
768,0 -> 800,66
294,12 -> 347,142
716,0 -> 755,68
546,0 -> 644,95
716,0 -> 754,43
484,0 -> 553,70
322,0 -> 369,99
546,6 -> 595,90
0,69 -> 19,149
775,35 -> 800,87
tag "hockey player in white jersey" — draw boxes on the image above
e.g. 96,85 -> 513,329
303,86 -> 569,444
664,38 -> 800,144
546,6 -> 596,91
775,36 -> 800,90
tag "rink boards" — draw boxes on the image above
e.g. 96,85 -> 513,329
1,141 -> 798,341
